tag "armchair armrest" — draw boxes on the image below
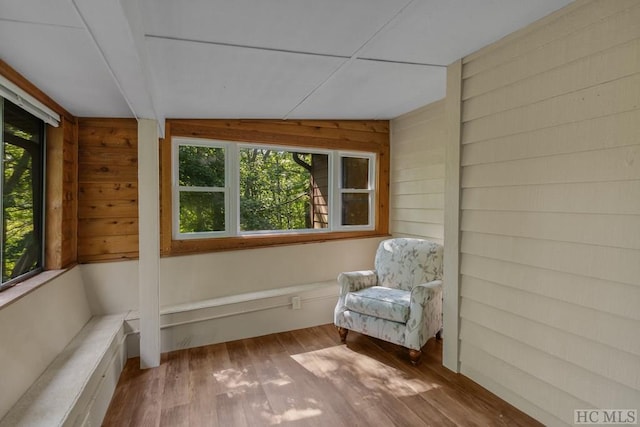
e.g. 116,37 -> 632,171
337,270 -> 378,295
405,280 -> 443,350
335,270 -> 378,324
409,280 -> 442,306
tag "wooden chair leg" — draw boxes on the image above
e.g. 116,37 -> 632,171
409,349 -> 422,365
337,327 -> 349,343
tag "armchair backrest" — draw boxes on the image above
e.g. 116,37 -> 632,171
375,238 -> 443,291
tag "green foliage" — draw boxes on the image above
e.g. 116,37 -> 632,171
2,142 -> 38,281
178,145 -> 226,233
179,191 -> 225,233
177,144 -> 318,233
239,149 -> 312,231
178,145 -> 225,187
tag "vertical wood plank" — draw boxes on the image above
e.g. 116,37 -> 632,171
45,124 -> 64,269
67,117 -> 79,265
45,116 -> 78,269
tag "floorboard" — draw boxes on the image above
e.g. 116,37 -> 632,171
103,324 -> 542,426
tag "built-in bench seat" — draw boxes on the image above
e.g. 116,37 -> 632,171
0,314 -> 127,427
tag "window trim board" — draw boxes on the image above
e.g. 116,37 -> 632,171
160,119 -> 390,256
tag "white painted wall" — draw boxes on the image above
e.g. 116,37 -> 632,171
0,267 -> 91,420
159,238 -> 383,307
389,100 -> 445,244
80,260 -> 139,315
82,237 -> 383,315
455,1 -> 640,425
81,237 -> 383,354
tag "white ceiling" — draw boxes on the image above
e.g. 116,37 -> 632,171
0,0 -> 572,126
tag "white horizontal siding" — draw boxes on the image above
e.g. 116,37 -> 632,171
461,210 -> 640,250
463,36 -> 640,122
462,71 -> 640,144
390,100 -> 445,243
462,181 -> 640,214
462,145 -> 640,188
461,277 -> 640,357
460,320 -> 640,409
462,232 -> 638,297
457,1 -> 640,425
462,0 -> 640,85
459,346 -> 576,427
460,254 -> 640,322
462,109 -> 640,166
460,299 -> 640,392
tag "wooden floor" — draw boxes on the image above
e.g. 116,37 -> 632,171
103,324 -> 541,426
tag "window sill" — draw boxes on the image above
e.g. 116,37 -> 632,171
0,268 -> 72,310
162,230 -> 390,257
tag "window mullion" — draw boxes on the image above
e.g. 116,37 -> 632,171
330,151 -> 339,232
227,143 -> 238,236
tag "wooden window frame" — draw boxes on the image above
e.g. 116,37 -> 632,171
0,59 -> 77,272
160,119 -> 390,256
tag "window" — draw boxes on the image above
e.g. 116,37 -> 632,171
173,137 -> 376,240
0,97 -> 44,291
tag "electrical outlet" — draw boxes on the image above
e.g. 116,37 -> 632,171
291,296 -> 301,310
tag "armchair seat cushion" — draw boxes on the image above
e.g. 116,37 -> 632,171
345,286 -> 410,323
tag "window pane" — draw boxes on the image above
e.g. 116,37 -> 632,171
341,193 -> 369,226
239,149 -> 329,231
2,99 -> 44,283
341,157 -> 369,189
179,191 -> 225,233
179,145 -> 225,187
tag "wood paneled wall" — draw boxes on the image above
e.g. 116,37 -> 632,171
77,118 -> 139,263
456,1 -> 640,425
390,100 -> 445,243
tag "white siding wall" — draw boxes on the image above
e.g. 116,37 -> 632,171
390,100 -> 445,243
457,1 -> 640,425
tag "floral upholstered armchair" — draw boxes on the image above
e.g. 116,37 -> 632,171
334,238 -> 443,364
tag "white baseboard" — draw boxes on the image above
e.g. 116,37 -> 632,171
125,281 -> 339,356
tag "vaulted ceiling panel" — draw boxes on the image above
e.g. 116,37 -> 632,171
0,20 -> 131,117
146,37 -> 346,118
287,59 -> 446,119
0,0 -> 574,121
140,0 -> 411,57
359,0 -> 573,65
0,0 -> 83,28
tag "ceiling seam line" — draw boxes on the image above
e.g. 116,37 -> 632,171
145,34 -> 444,68
282,0 -> 417,119
356,57 -> 447,68
144,34 -> 351,60
0,17 -> 84,30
